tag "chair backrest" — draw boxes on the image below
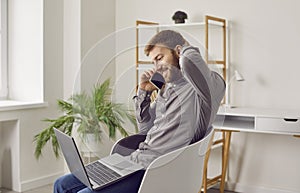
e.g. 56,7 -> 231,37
138,129 -> 214,193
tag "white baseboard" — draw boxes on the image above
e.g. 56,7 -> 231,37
20,172 -> 65,192
225,182 -> 298,193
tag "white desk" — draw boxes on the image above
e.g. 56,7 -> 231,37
203,107 -> 300,193
214,106 -> 300,135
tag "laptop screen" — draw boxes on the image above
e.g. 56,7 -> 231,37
54,129 -> 92,189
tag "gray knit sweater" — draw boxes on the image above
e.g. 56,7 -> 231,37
130,46 -> 226,168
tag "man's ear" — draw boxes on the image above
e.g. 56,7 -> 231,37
174,45 -> 182,58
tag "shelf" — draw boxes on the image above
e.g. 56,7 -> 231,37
213,114 -> 255,130
208,64 -> 225,68
137,64 -> 154,70
137,21 -> 225,29
137,61 -> 153,64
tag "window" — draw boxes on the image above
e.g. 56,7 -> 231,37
0,0 -> 8,99
0,0 -> 44,103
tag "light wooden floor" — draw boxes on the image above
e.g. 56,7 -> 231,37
1,185 -> 237,193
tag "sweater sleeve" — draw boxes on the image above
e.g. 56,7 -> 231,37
179,46 -> 226,108
133,88 -> 156,135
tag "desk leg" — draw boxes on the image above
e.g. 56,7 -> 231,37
219,131 -> 232,193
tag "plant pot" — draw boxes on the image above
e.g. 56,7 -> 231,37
79,133 -> 114,161
80,133 -> 101,154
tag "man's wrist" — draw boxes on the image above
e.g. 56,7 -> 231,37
136,88 -> 152,99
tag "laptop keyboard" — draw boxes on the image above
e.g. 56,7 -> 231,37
85,161 -> 122,186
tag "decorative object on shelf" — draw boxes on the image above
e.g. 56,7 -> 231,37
33,78 -> 137,159
172,11 -> 188,24
225,70 -> 245,108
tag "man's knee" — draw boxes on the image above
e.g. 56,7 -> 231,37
53,174 -> 85,193
53,175 -> 66,193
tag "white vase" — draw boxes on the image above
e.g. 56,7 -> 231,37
79,133 -> 114,161
80,133 -> 101,154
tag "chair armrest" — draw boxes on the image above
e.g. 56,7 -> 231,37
110,134 -> 146,156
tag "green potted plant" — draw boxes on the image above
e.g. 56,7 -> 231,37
33,78 -> 137,159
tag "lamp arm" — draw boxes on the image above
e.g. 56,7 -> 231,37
224,70 -> 244,106
225,75 -> 235,105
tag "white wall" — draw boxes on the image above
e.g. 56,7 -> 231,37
63,0 -> 81,98
115,0 -> 300,192
81,0 -> 116,93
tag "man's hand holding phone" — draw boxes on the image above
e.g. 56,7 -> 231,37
139,69 -> 156,91
149,72 -> 165,90
139,69 -> 165,91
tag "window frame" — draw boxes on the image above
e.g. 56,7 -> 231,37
0,0 -> 8,99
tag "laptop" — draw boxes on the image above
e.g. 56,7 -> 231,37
54,128 -> 144,191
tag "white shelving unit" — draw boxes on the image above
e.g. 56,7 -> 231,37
136,21 -> 224,29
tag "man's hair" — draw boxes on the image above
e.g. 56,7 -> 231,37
144,30 -> 185,56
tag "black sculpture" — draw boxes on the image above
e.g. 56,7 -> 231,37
172,11 -> 188,24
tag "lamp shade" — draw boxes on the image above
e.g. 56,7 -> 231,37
234,70 -> 244,81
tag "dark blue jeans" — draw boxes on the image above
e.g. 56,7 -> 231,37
53,170 -> 145,193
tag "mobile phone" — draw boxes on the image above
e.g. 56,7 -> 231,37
149,72 -> 165,89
